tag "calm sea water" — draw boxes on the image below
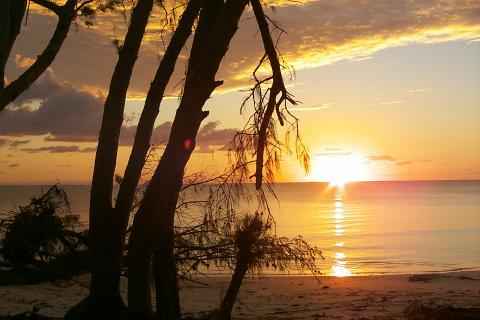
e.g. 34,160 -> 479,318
1,181 -> 479,276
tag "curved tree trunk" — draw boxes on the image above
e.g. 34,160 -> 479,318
88,0 -> 153,301
114,0 -> 201,265
127,1 -> 249,319
0,0 -> 27,90
216,263 -> 248,320
65,2 -> 154,319
0,0 -> 77,112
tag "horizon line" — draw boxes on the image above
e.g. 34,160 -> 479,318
1,178 -> 480,187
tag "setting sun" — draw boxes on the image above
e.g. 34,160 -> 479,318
307,152 -> 371,186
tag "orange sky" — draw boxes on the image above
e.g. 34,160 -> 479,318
0,1 -> 479,184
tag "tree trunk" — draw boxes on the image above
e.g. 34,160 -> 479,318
128,103 -> 212,319
114,0 -> 201,263
0,0 -> 27,90
0,0 -> 76,112
127,1 -> 249,319
65,1 -> 153,319
217,263 -> 248,320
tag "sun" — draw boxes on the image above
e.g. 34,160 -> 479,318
307,152 -> 370,186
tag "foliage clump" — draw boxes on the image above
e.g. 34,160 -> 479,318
0,185 -> 87,281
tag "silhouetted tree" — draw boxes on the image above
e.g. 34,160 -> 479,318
215,213 -> 321,320
0,0 -> 95,112
68,0 -> 311,319
0,185 -> 87,284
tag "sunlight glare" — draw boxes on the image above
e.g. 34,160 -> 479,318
331,264 -> 352,277
308,152 -> 370,186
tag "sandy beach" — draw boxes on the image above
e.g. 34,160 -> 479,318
1,271 -> 479,319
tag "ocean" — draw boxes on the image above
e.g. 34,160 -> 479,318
1,181 -> 479,276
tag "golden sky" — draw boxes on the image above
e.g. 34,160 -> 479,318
1,0 -> 479,184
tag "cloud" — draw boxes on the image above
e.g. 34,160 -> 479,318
368,155 -> 428,166
408,88 -> 430,94
315,151 -> 352,157
396,160 -> 413,166
0,139 -> 8,147
1,72 -> 237,153
14,54 -> 35,69
289,103 -> 332,112
8,1 -> 480,97
369,155 -> 396,161
197,122 -> 238,153
20,146 -> 96,154
380,100 -> 404,105
8,163 -> 19,168
0,70 -> 104,141
324,147 -> 343,152
81,147 -> 98,153
9,139 -> 30,148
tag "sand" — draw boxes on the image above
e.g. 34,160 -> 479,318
1,271 -> 479,319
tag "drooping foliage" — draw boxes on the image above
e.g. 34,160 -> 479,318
0,185 -> 87,282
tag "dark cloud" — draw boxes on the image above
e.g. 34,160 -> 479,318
8,163 -> 19,168
1,72 -> 237,152
0,71 -> 104,141
0,139 -> 8,147
369,155 -> 396,161
197,122 -> 237,153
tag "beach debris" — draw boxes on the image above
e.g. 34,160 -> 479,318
404,300 -> 480,320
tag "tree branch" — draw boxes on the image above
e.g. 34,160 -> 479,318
250,0 -> 295,189
0,0 -> 77,112
31,0 -> 62,15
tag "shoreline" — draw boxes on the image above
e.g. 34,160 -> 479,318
1,271 -> 479,319
199,267 -> 480,277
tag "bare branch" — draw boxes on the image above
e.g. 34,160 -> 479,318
31,0 -> 62,15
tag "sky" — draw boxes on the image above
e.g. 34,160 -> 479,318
0,0 -> 479,185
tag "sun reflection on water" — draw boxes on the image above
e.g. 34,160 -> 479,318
330,190 -> 353,277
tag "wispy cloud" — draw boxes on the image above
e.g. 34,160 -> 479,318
20,146 -> 96,154
369,155 -> 396,161
9,140 -> 30,148
380,100 -> 404,106
408,88 -> 430,94
396,160 -> 413,166
289,103 -> 332,112
369,154 -> 430,166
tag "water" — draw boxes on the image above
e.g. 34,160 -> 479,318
1,181 -> 479,276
